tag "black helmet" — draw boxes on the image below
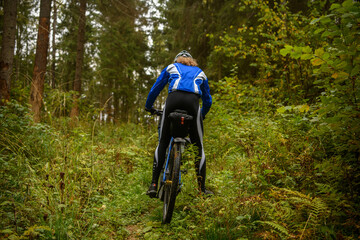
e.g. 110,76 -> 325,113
174,50 -> 193,62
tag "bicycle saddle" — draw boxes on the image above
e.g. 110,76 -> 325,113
168,109 -> 193,121
168,109 -> 193,138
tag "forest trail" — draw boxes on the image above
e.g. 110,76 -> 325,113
124,204 -> 158,239
125,224 -> 141,240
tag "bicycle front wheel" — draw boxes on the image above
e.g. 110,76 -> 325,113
162,142 -> 181,224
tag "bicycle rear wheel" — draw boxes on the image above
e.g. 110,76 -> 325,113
162,142 -> 181,224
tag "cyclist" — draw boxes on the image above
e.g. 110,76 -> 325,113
145,50 -> 213,198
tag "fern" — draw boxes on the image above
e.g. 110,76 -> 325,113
265,186 -> 332,238
309,197 -> 328,224
272,188 -> 328,217
288,196 -> 312,207
256,220 -> 289,237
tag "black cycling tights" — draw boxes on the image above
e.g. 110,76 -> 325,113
152,91 -> 207,191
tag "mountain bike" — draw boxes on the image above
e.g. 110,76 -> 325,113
150,109 -> 193,224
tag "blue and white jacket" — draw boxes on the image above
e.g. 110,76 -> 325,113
145,63 -> 212,118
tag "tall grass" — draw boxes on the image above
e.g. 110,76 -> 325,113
1,93 -> 358,239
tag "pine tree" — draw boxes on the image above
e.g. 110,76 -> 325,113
29,0 -> 51,122
70,0 -> 87,120
95,0 -> 149,122
0,0 -> 18,104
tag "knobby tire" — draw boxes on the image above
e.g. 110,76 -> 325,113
162,143 -> 181,224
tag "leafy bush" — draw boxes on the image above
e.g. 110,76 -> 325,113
0,100 -> 59,238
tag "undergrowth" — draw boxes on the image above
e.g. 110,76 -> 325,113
0,91 -> 359,239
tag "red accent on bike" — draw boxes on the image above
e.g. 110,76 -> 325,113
181,117 -> 184,125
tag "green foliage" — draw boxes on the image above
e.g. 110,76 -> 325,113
1,99 -> 167,239
207,1 -> 360,237
203,67 -> 359,238
211,0 -> 316,103
279,1 -> 360,225
1,91 -> 359,239
1,0 -> 359,239
0,101 -> 58,238
0,100 -> 56,161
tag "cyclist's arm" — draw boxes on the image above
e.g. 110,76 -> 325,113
200,78 -> 212,118
145,67 -> 170,110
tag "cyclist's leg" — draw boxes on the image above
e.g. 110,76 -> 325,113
189,107 -> 211,194
147,103 -> 172,197
151,105 -> 171,185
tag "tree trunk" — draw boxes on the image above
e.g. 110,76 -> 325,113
51,0 -> 57,89
114,80 -> 120,121
0,0 -> 18,105
15,20 -> 21,85
30,0 -> 51,122
70,0 -> 87,120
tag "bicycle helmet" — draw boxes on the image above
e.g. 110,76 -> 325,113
174,50 -> 193,62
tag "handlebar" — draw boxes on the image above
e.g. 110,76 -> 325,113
145,108 -> 163,116
153,109 -> 163,116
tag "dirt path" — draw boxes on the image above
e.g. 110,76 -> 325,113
126,224 -> 141,240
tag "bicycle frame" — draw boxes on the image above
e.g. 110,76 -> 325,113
148,108 -> 192,223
